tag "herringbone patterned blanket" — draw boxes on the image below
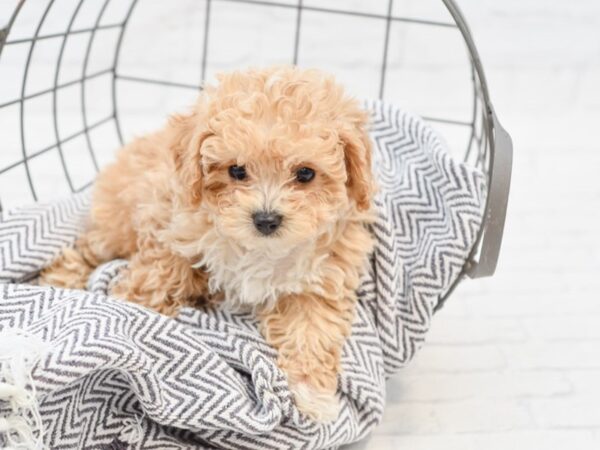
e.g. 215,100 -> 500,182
0,102 -> 486,449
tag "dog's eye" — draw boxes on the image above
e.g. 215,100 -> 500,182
228,165 -> 247,180
295,167 -> 315,183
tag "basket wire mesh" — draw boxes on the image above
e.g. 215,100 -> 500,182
0,0 -> 512,305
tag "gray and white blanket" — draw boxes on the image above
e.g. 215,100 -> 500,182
0,102 -> 486,449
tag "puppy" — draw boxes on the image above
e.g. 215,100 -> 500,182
41,66 -> 375,422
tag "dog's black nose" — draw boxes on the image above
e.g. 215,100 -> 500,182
252,211 -> 283,236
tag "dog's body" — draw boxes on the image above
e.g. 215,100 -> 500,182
41,66 -> 375,422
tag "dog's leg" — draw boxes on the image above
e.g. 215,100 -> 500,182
39,233 -> 107,289
40,193 -> 139,290
109,242 -> 211,316
258,292 -> 356,422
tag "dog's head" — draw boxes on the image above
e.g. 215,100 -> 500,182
170,67 -> 374,251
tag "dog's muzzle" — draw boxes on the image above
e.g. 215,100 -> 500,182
252,211 -> 283,236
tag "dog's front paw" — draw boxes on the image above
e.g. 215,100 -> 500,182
108,275 -> 131,299
289,381 -> 341,423
109,276 -> 180,316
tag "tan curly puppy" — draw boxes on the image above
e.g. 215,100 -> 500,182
40,66 -> 375,422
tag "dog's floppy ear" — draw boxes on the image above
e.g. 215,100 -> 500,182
169,104 -> 213,206
339,118 -> 374,211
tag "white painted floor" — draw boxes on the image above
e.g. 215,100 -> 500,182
1,1 -> 599,448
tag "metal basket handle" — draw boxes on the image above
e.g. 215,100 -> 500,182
467,109 -> 513,278
442,0 -> 513,278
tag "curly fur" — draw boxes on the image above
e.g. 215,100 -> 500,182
40,66 -> 375,421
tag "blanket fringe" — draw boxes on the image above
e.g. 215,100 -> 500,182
0,329 -> 49,450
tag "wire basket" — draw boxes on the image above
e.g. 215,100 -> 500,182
0,0 -> 512,303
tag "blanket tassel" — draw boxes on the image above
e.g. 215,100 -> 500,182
0,329 -> 48,450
